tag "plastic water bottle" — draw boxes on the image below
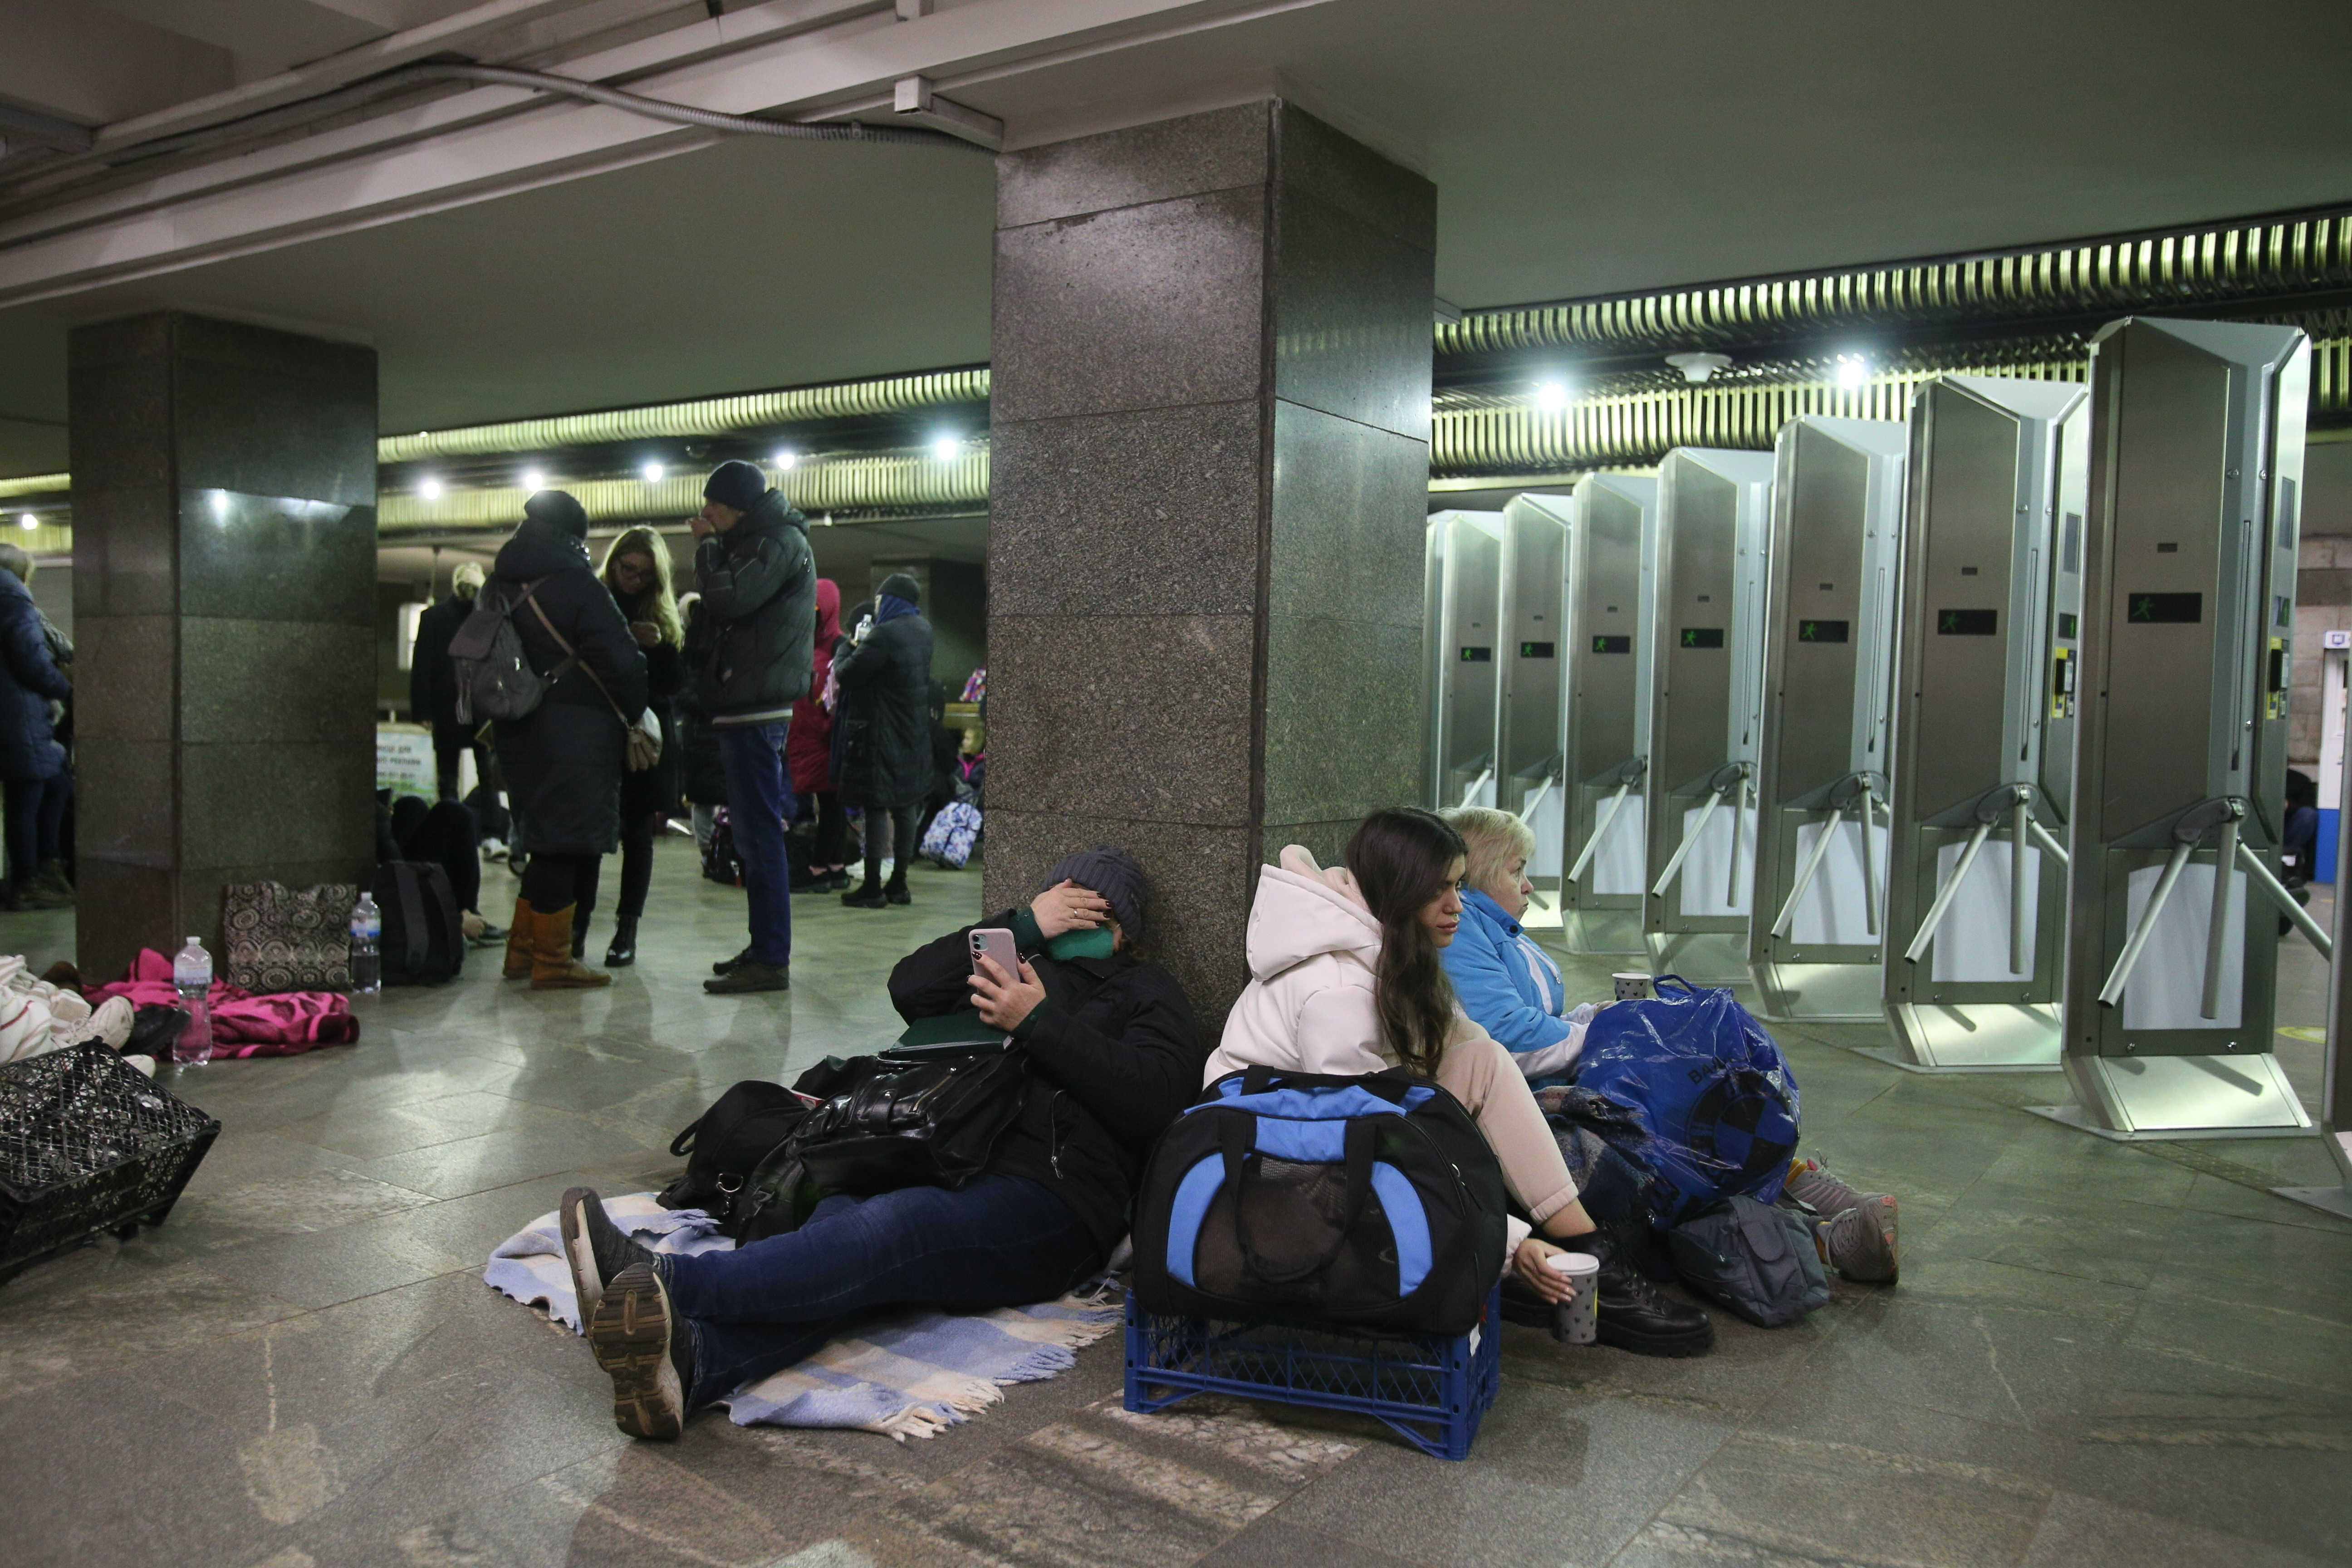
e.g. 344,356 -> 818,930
349,892 -> 382,994
171,937 -> 213,1067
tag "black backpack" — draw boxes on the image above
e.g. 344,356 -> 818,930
702,807 -> 744,886
373,861 -> 463,985
656,1078 -> 814,1242
1667,1195 -> 1831,1326
1131,1066 -> 1509,1335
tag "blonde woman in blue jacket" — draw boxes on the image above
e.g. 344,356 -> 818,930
1437,808 -> 1600,1084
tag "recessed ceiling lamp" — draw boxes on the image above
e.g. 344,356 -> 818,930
1666,352 -> 1733,383
641,461 -> 666,484
1834,354 -> 1870,390
773,449 -> 797,470
931,436 -> 960,461
417,476 -> 444,500
16,514 -> 34,530
521,467 -> 546,491
1534,379 -> 1569,412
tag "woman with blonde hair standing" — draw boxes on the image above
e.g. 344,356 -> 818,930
592,525 -> 686,967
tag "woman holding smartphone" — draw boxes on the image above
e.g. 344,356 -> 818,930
554,847 -> 1202,1439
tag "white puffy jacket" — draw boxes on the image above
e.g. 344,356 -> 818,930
1204,847 -> 1391,1083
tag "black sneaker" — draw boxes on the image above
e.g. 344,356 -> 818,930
840,883 -> 888,909
559,1187 -> 655,1318
587,1261 -> 694,1440
884,882 -> 911,906
704,960 -> 789,994
711,947 -> 753,977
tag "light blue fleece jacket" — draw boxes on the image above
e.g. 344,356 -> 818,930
1441,888 -> 1591,1078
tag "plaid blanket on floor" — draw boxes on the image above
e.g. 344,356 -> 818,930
485,1191 -> 1120,1440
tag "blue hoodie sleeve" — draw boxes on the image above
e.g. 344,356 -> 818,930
1442,906 -> 1573,1056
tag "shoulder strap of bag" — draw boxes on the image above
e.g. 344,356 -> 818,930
391,862 -> 430,977
524,590 -> 631,726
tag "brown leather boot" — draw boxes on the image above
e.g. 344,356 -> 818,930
530,904 -> 611,990
504,897 -> 534,980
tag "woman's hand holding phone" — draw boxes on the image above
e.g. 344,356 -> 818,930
968,952 -> 1045,1030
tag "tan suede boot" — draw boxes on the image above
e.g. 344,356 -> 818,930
504,897 -> 534,980
531,904 -> 611,990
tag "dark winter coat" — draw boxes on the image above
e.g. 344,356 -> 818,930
677,602 -> 727,806
786,578 -> 842,795
692,490 -> 815,723
833,610 -> 935,809
613,584 -> 685,820
408,591 -> 471,738
888,909 -> 1204,1251
487,519 -> 649,855
0,572 -> 69,782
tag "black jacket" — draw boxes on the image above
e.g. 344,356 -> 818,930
488,520 -> 649,855
692,490 -> 815,722
888,908 -> 1204,1252
408,592 -> 470,734
834,610 -> 934,809
0,572 -> 68,782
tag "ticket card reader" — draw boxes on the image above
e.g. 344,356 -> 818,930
1749,417 -> 1907,1021
1556,476 -> 1659,955
1881,377 -> 2087,1068
1643,449 -> 1774,981
1498,497 -> 1569,926
2039,318 -> 2321,1139
1424,511 -> 1504,811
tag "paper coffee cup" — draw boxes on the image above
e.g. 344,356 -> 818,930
1611,972 -> 1652,1001
1547,1250 -> 1601,1345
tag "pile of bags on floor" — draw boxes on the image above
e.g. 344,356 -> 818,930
0,948 -> 360,1076
0,955 -> 142,1071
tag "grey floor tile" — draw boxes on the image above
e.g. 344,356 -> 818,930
0,1251 -> 306,1397
2020,1489 -> 2340,1568
1193,1516 -> 1426,1568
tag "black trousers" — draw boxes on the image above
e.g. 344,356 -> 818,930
811,790 -> 848,869
614,812 -> 657,924
521,850 -> 600,921
434,734 -> 488,803
863,802 -> 921,888
390,797 -> 482,915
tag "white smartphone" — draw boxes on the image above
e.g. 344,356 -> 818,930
968,927 -> 1019,977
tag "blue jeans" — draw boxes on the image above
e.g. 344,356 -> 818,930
660,1174 -> 1102,1410
715,723 -> 794,966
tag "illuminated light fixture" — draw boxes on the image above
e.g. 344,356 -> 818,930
417,476 -> 444,501
641,461 -> 666,484
521,468 -> 546,492
1666,351 -> 1733,383
931,436 -> 960,461
16,514 -> 34,530
209,490 -> 230,517
1534,379 -> 1569,412
1834,354 -> 1870,390
772,449 -> 797,470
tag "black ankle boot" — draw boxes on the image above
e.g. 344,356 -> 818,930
572,917 -> 591,960
604,916 -> 638,968
1587,1225 -> 1715,1357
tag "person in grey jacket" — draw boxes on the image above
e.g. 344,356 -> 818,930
693,460 -> 816,994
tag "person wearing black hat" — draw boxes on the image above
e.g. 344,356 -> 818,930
833,570 -> 934,908
693,460 -> 817,993
487,490 -> 649,989
554,845 -> 1203,1441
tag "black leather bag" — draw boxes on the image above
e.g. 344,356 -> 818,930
656,1079 -> 812,1236
788,1047 -> 1030,1197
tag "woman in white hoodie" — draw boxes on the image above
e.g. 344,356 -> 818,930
1207,808 -> 1715,1357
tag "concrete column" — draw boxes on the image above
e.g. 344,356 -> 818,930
985,101 -> 1436,1021
68,312 -> 378,980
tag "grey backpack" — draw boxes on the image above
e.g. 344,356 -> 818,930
1667,1195 -> 1831,1326
449,578 -> 574,725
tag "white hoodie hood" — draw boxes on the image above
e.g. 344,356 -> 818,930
1207,847 -> 1391,1085
1245,848 -> 1382,982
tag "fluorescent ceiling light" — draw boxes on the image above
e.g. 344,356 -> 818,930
1835,355 -> 1869,389
773,450 -> 796,470
931,436 -> 959,461
1534,380 -> 1568,412
521,468 -> 546,491
641,461 -> 665,484
418,476 -> 444,500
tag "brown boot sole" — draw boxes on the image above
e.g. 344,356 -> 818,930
532,965 -> 612,990
587,1265 -> 683,1440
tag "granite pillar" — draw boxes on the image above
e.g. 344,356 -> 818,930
68,312 -> 378,980
985,102 -> 1436,1022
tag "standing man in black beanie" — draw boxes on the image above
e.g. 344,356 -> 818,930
694,459 -> 816,993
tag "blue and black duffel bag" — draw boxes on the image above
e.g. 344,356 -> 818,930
1131,1067 -> 1509,1335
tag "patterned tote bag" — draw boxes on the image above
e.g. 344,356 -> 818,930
220,881 -> 358,994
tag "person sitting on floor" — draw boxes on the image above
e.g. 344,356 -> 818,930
1439,805 -> 1898,1285
555,846 -> 1203,1438
1205,807 -> 1715,1358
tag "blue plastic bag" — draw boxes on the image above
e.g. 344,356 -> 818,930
1569,975 -> 1800,1227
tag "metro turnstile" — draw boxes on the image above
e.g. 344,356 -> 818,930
2277,750 -> 2352,1216
1880,377 -> 2088,1068
1643,449 -> 1774,981
1555,476 -> 1659,955
1424,511 -> 1504,810
1749,417 -> 1907,1021
2034,318 -> 2323,1140
1498,496 -> 1569,926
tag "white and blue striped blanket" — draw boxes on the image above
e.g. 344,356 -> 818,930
485,1192 -> 1121,1440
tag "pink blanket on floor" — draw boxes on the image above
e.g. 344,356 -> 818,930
93,949 -> 361,1057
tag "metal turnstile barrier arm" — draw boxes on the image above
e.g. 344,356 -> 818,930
2200,810 -> 2241,1021
2010,795 -> 2033,977
1457,766 -> 1494,811
1769,798 -> 1849,938
1902,820 -> 1993,965
1769,771 -> 1886,941
1650,764 -> 1745,900
2027,816 -> 2071,867
2096,840 -> 2196,1008
1517,772 -> 1557,826
2237,838 -> 2334,959
1565,767 -> 1640,885
1860,780 -> 1881,938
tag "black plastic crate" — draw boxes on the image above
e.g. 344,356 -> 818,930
0,1044 -> 220,1285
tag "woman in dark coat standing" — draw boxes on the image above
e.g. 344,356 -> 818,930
785,578 -> 848,892
835,572 -> 934,908
0,545 -> 72,911
591,526 -> 685,967
490,491 -> 649,989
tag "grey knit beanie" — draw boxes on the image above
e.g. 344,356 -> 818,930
1040,847 -> 1148,941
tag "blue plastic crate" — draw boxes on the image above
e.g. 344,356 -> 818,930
1122,1284 -> 1502,1460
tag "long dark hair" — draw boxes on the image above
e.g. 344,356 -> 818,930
1344,808 -> 1467,1078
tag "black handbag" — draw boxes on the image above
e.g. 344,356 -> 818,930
655,1079 -> 813,1235
788,1047 -> 1030,1197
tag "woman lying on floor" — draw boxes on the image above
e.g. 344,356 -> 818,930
1435,805 -> 1899,1284
1208,807 -> 1715,1357
556,847 -> 1203,1438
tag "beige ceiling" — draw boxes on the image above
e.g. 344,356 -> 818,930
3,0 -> 2349,476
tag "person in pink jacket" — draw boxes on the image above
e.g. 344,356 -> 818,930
1206,808 -> 1715,1357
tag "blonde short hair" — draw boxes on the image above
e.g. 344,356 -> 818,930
1442,806 -> 1536,897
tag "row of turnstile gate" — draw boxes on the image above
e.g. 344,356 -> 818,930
1422,317 -> 2347,1159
